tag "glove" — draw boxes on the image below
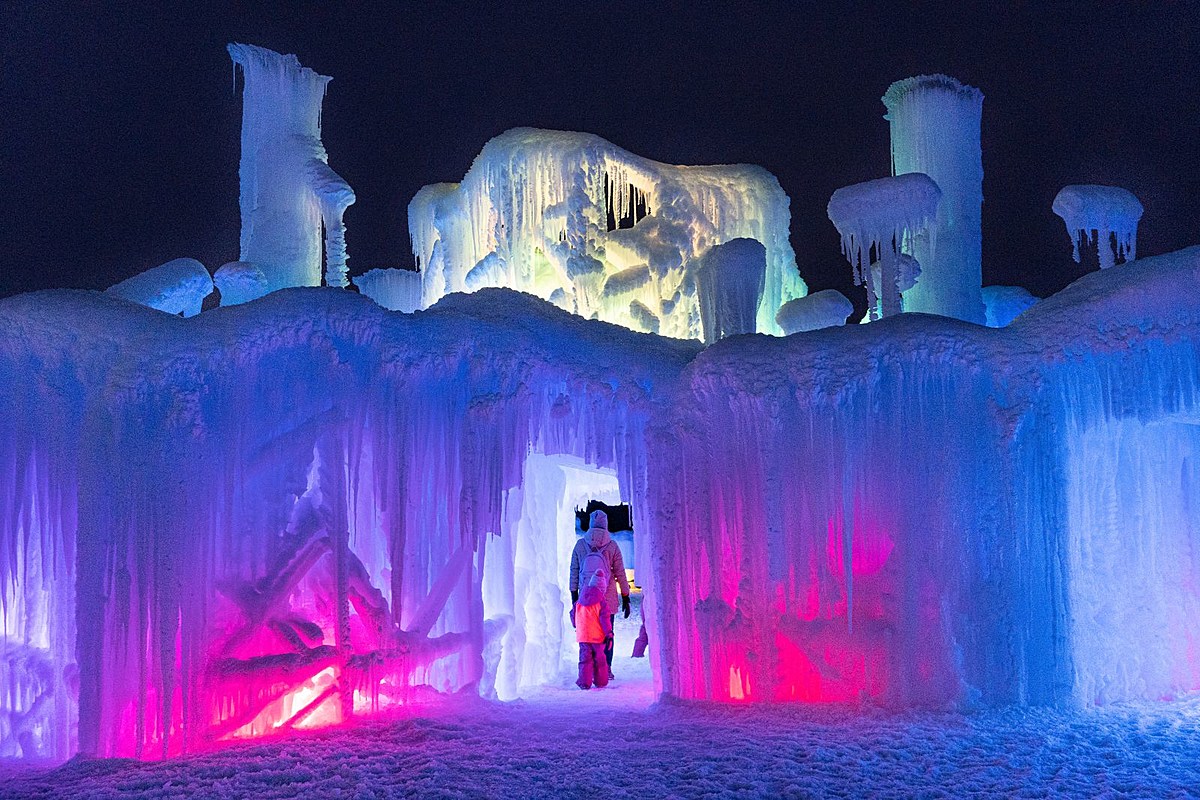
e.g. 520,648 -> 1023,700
569,607 -> 576,628
621,594 -> 631,619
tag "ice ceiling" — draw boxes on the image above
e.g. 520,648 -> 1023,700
1,45 -> 1195,763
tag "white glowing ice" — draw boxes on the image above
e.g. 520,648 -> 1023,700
827,173 -> 940,319
229,43 -> 355,291
1052,184 -> 1143,270
105,257 -> 213,316
408,128 -> 806,341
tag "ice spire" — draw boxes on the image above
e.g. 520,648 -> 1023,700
228,43 -> 355,292
1052,185 -> 1143,270
883,75 -> 985,323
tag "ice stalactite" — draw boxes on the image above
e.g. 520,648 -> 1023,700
228,44 -> 355,292
827,173 -> 941,320
884,75 -> 985,324
1052,184 -> 1143,270
406,128 -> 806,340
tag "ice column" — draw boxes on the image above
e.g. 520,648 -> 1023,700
228,43 -> 355,291
1052,185 -> 1143,270
883,75 -> 985,324
695,238 -> 767,342
827,173 -> 941,320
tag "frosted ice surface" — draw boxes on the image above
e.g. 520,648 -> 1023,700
981,285 -> 1038,328
214,261 -> 269,306
105,257 -> 212,316
775,289 -> 854,334
353,268 -> 423,313
1052,184 -> 1143,269
408,128 -> 806,339
695,238 -> 766,342
228,43 -> 355,291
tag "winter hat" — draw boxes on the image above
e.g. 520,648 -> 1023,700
580,568 -> 606,606
586,509 -> 611,548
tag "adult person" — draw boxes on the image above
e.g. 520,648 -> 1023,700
569,509 -> 631,675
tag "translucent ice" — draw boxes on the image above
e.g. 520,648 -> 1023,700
353,268 -> 424,313
775,289 -> 854,334
214,261 -> 269,306
695,238 -> 767,342
981,285 -> 1038,328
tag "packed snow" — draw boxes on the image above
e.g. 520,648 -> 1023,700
4,690 -> 1199,799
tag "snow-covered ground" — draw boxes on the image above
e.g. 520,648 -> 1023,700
5,618 -> 1199,800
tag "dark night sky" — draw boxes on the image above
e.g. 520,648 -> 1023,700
3,2 -> 1198,310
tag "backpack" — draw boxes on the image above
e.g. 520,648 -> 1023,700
578,543 -> 612,608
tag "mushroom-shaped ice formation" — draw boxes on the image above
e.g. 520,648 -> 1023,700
775,289 -> 854,334
1052,185 -> 1143,270
106,258 -> 213,317
214,261 -> 269,306
827,173 -> 941,320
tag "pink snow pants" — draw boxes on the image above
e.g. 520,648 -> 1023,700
577,642 -> 609,689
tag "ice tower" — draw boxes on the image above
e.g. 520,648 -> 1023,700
883,75 -> 985,324
228,44 -> 355,291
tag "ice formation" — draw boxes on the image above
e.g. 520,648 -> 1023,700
353,268 -> 424,313
982,285 -> 1039,328
105,257 -> 213,316
775,289 -> 854,334
827,173 -> 941,320
228,44 -> 355,291
1052,184 -> 1143,270
4,244 -> 1200,761
214,261 -> 270,306
408,128 -> 806,341
884,75 -> 986,324
695,238 -> 766,342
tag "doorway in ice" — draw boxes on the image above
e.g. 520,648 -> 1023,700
480,453 -> 656,702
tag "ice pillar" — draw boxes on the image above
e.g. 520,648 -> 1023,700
228,43 -> 355,292
883,75 -> 985,324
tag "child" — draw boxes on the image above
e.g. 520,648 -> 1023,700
573,567 -> 613,689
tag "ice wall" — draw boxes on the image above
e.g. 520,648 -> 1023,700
408,128 -> 806,341
1052,184 -> 1143,270
228,44 -> 355,291
3,247 -> 1200,760
884,75 -> 986,324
